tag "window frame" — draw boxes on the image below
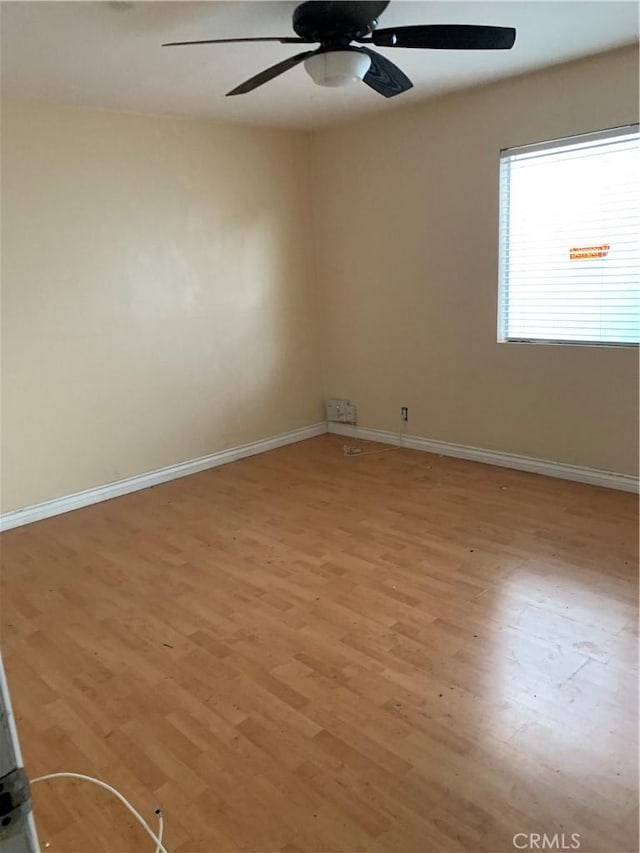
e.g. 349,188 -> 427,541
497,124 -> 640,349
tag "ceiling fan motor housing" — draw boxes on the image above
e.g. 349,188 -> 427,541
293,1 -> 381,46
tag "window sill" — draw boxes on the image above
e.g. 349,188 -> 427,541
497,338 -> 639,348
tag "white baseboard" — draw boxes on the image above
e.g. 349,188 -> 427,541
2,419 -> 636,531
328,423 -> 639,493
0,422 -> 327,532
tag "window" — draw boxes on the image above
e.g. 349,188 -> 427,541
498,125 -> 640,346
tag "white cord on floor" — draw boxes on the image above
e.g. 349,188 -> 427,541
31,772 -> 168,853
341,415 -> 409,457
342,443 -> 400,457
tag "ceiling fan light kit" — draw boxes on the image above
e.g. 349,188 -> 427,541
304,50 -> 372,87
163,1 -> 516,99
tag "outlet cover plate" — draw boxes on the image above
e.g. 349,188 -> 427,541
326,399 -> 356,424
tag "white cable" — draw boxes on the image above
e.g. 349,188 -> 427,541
341,414 -> 407,457
343,443 -> 400,457
155,810 -> 164,853
31,772 -> 168,853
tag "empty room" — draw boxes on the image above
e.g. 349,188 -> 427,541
0,2 -> 638,852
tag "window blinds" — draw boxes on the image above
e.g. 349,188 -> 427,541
498,125 -> 640,345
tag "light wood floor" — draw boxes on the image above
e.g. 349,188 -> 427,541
1,435 -> 638,853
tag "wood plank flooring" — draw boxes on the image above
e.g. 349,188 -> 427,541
1,435 -> 637,853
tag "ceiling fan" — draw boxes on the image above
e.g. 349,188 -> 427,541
163,1 -> 516,98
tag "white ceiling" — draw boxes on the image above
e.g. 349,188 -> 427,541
1,1 -> 637,130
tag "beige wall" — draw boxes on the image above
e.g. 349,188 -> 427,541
1,100 -> 322,511
2,47 -> 638,513
311,46 -> 639,476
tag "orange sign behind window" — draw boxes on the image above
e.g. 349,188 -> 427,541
570,243 -> 610,260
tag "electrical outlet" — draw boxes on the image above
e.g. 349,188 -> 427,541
401,407 -> 408,422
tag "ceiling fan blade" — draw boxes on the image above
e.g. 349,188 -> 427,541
227,50 -> 317,96
370,24 -> 516,50
163,36 -> 311,47
361,48 -> 413,98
